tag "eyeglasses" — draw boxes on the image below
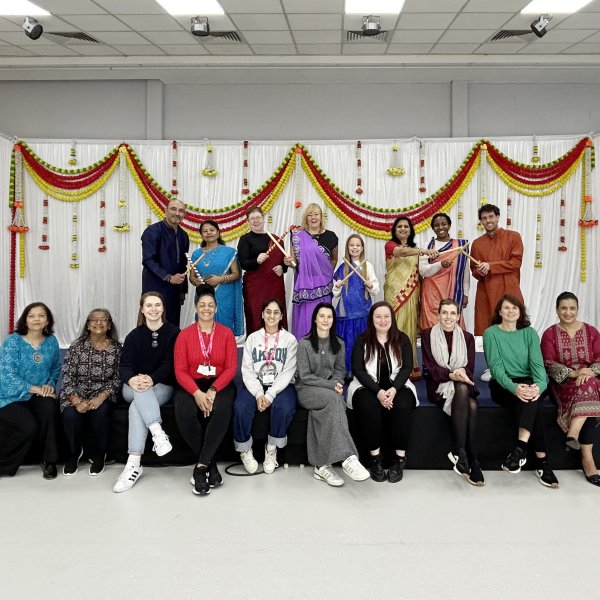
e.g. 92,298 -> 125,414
151,331 -> 159,348
264,310 -> 281,316
89,318 -> 109,324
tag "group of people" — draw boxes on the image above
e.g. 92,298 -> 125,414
1,201 -> 599,492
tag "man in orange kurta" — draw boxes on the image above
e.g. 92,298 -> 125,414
470,204 -> 524,336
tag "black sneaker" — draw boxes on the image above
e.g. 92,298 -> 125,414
502,446 -> 527,473
467,460 -> 485,486
42,462 -> 57,480
192,465 -> 210,496
63,448 -> 83,476
448,449 -> 470,477
388,457 -> 405,483
369,454 -> 386,482
207,462 -> 223,488
536,459 -> 559,488
89,454 -> 106,476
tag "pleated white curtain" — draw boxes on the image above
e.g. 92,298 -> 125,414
0,134 -> 597,347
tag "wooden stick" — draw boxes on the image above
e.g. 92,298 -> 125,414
185,252 -> 205,284
446,244 -> 466,266
266,230 -> 296,267
265,226 -> 292,256
462,250 -> 481,266
436,242 -> 470,258
342,258 -> 368,284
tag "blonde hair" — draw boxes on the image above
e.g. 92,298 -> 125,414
342,234 -> 369,298
301,203 -> 324,233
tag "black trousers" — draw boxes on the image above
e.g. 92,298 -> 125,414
174,379 -> 236,465
352,386 -> 416,452
489,378 -> 547,453
0,395 -> 59,475
62,401 -> 112,458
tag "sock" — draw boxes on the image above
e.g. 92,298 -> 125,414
266,444 -> 276,452
126,454 -> 141,469
517,440 -> 528,451
149,423 -> 163,436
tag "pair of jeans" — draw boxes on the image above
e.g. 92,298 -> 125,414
122,384 -> 174,453
233,385 -> 297,452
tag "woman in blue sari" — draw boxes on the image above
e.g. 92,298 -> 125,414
189,220 -> 244,336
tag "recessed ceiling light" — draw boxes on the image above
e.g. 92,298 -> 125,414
155,0 -> 224,16
0,0 -> 50,16
521,0 -> 593,14
345,0 -> 405,15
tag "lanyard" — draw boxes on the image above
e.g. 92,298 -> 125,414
197,325 -> 215,366
263,330 -> 280,364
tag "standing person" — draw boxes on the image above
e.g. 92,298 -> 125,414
333,234 -> 379,375
234,299 -> 297,474
60,308 -> 122,477
286,203 -> 338,339
419,213 -> 470,330
541,292 -> 600,487
113,292 -> 180,493
295,303 -> 369,487
348,302 -> 417,483
384,216 -> 438,379
189,220 -> 243,336
237,207 -> 287,334
483,294 -> 558,489
470,204 -> 523,337
0,302 -> 61,479
141,199 -> 190,327
421,300 -> 484,486
174,285 -> 237,496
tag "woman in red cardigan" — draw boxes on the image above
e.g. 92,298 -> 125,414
174,285 -> 237,496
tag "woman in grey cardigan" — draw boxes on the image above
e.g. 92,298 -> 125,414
295,302 -> 369,487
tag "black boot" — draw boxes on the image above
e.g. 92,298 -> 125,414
369,454 -> 386,482
388,457 -> 405,483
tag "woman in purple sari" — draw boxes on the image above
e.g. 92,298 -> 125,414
285,203 -> 338,339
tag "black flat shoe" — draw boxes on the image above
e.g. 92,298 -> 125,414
42,462 -> 57,480
565,436 -> 581,451
585,473 -> 600,487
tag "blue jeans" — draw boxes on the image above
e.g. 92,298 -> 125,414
233,385 -> 297,452
122,384 -> 174,453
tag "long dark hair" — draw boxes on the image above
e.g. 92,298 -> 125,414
306,302 -> 341,355
199,219 -> 225,247
390,216 -> 416,248
491,294 -> 530,329
80,308 -> 119,341
137,291 -> 167,327
363,301 -> 403,363
15,302 -> 54,336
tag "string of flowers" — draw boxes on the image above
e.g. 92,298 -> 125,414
506,197 -> 513,228
419,141 -> 426,194
99,191 -> 106,253
114,147 -> 130,232
294,147 -> 303,220
387,144 -> 404,177
202,143 -> 218,177
457,194 -> 464,239
534,200 -> 542,268
578,139 -> 597,282
355,141 -> 363,195
69,141 -> 77,166
70,204 -> 79,269
8,148 -> 28,279
39,197 -> 49,250
531,135 -> 540,164
477,143 -> 488,230
242,140 -> 250,195
171,140 -> 178,196
558,192 -> 567,252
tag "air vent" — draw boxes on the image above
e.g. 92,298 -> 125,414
46,31 -> 100,44
490,30 -> 535,42
346,30 -> 388,42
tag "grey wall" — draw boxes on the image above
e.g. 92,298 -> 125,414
1,79 -> 599,140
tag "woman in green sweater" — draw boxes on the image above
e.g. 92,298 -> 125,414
483,294 -> 558,488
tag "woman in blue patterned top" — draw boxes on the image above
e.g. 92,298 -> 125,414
0,302 -> 61,479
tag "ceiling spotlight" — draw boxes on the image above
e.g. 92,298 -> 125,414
530,14 -> 552,38
22,16 -> 43,40
190,16 -> 209,37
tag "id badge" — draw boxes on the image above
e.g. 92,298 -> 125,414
261,373 -> 275,386
197,364 -> 216,376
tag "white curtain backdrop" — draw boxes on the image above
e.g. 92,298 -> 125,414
0,134 -> 597,347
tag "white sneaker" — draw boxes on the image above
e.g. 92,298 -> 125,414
263,446 -> 278,474
342,455 -> 370,481
152,431 -> 172,457
313,465 -> 344,487
240,448 -> 258,474
113,464 -> 143,493
480,368 -> 492,382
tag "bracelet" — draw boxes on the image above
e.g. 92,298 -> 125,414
208,385 -> 217,393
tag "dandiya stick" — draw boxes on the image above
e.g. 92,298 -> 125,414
435,242 -> 470,258
342,257 -> 368,284
266,230 -> 296,267
265,225 -> 292,256
185,252 -> 205,284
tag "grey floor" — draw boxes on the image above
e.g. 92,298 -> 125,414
1,463 -> 597,600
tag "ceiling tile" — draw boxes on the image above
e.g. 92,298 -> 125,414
93,31 -> 151,45
112,44 -> 166,55
293,30 -> 340,44
94,0 -> 167,14
205,43 -> 253,54
26,44 -> 80,56
0,18 -> 25,32
141,30 -> 194,44
404,0 -> 466,11
287,14 -> 341,30
0,46 -> 34,55
221,0 -> 283,12
476,42 -> 527,54
282,0 -> 343,13
397,13 -> 457,29
117,15 -> 184,31
463,0 -> 526,10
230,14 -> 288,30
60,15 -> 132,31
431,43 -> 481,53
243,30 -> 293,44
563,43 -> 600,52
537,29 -> 597,43
450,13 -> 514,30
519,43 -> 575,53
172,15 -> 236,30
251,44 -> 297,54
34,0 -> 108,14
159,44 -> 209,55
438,29 -> 496,43
557,13 -> 600,29
344,15 -> 399,30
387,43 -> 434,53
391,29 -> 443,43
0,31 -> 58,45
68,44 -> 123,55
297,43 -> 341,54
343,44 -> 387,54
579,30 -> 600,42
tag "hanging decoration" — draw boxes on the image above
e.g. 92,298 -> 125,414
70,204 -> 79,269
114,147 -> 130,232
38,198 -> 49,250
387,144 -> 405,177
355,140 -> 363,195
534,200 -> 542,268
477,143 -> 488,231
98,191 -> 107,253
531,136 -> 540,164
419,141 -> 426,194
294,146 -> 304,221
171,140 -> 179,196
578,138 -> 597,282
202,143 -> 218,177
69,141 -> 77,166
558,193 -> 567,252
506,197 -> 513,229
242,140 -> 250,195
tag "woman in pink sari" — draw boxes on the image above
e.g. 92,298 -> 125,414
541,291 -> 600,487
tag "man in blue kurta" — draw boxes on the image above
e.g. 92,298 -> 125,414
141,199 -> 190,326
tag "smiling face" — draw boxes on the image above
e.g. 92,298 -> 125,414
200,222 -> 220,245
141,295 -> 164,325
87,310 -> 110,337
439,303 -> 459,332
196,294 -> 216,323
479,210 -> 499,234
432,215 -> 451,241
347,236 -> 363,260
306,209 -> 322,232
372,306 -> 392,337
314,307 -> 334,336
395,219 -> 411,243
26,306 -> 48,334
556,298 -> 578,326
262,301 -> 282,333
247,210 -> 264,234
499,300 -> 520,325
165,200 -> 186,228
